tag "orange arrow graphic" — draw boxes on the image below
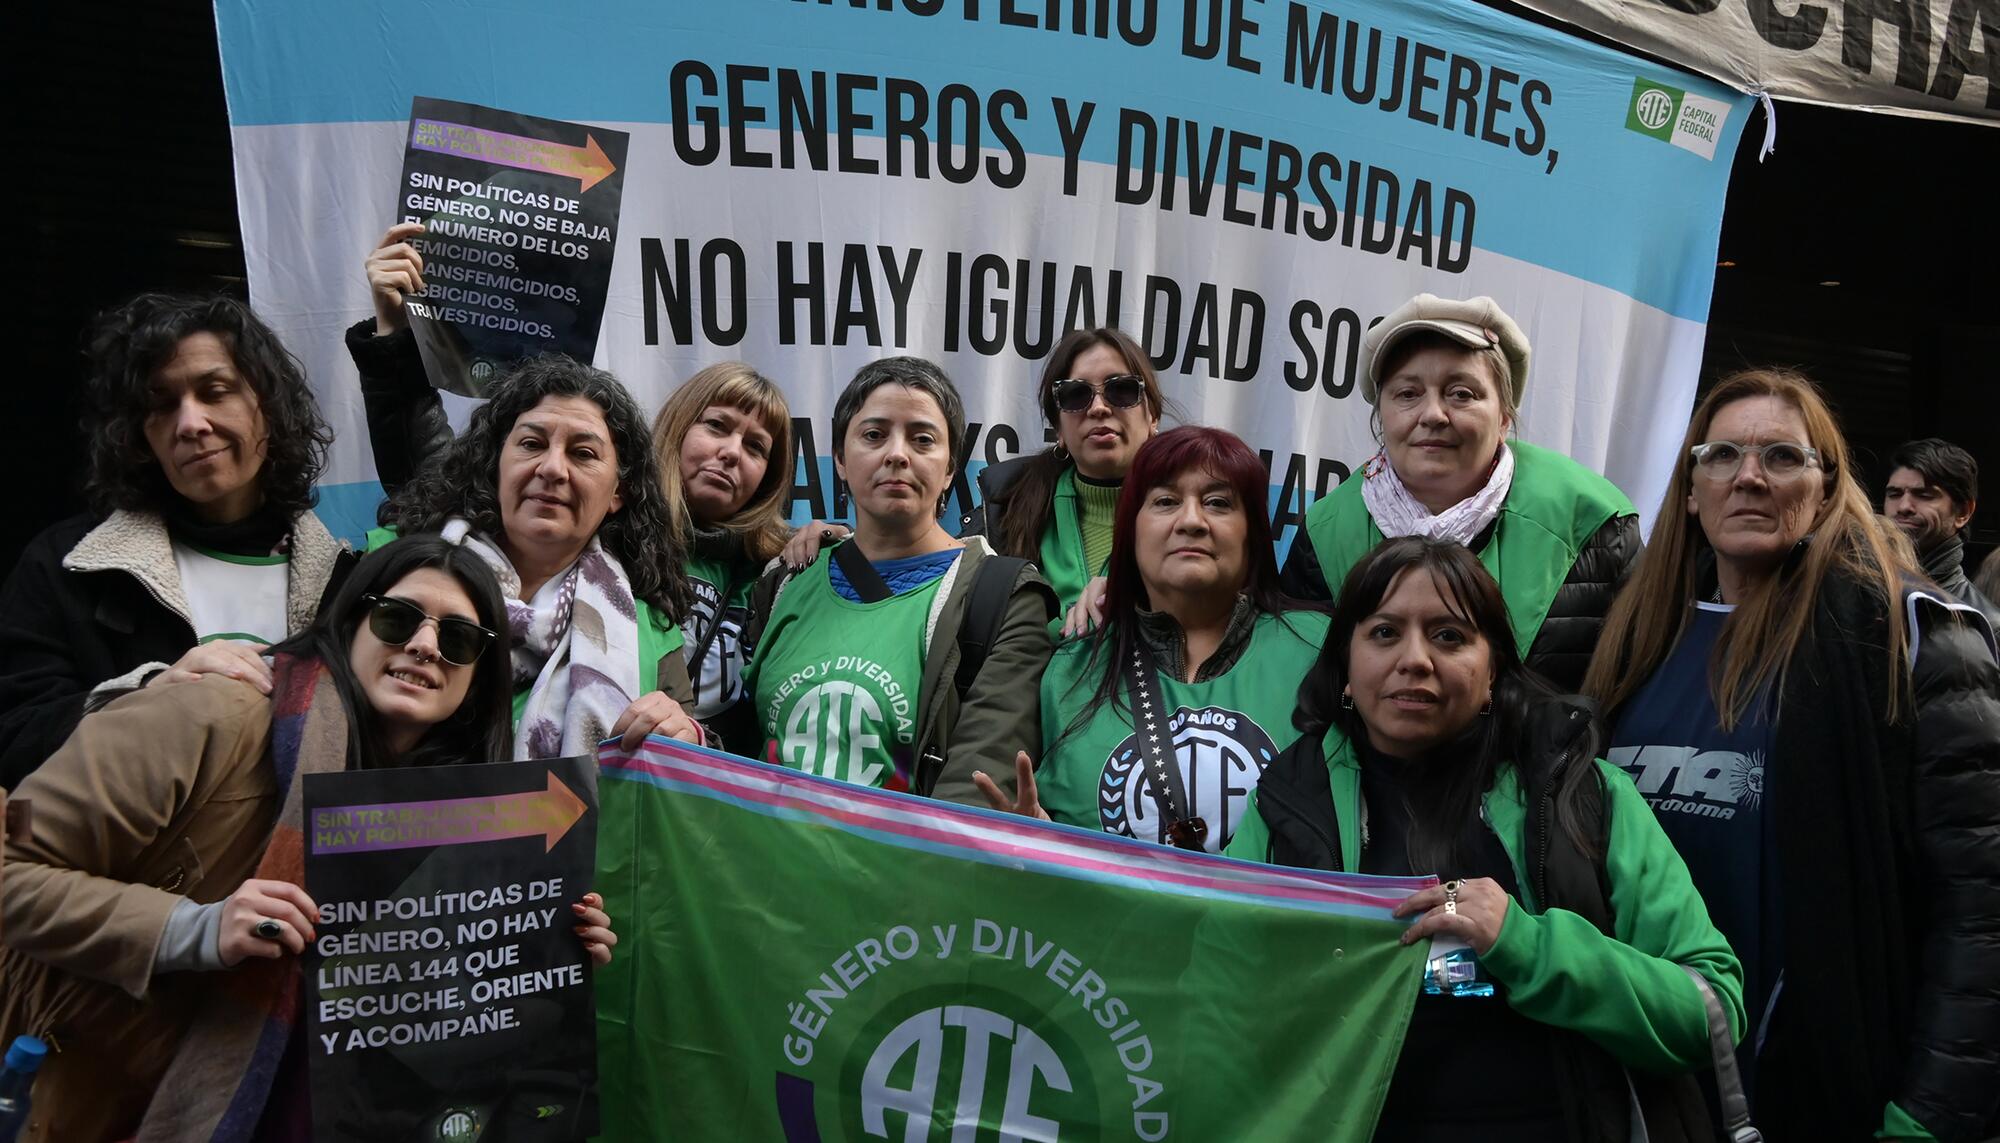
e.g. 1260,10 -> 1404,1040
311,771 -> 588,855
409,118 -> 619,193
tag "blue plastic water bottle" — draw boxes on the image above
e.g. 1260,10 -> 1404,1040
0,1035 -> 48,1142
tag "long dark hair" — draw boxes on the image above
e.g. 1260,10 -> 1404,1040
83,292 -> 331,518
275,536 -> 513,770
1297,537 -> 1597,870
993,328 -> 1172,557
383,354 -> 690,621
1060,427 -> 1313,739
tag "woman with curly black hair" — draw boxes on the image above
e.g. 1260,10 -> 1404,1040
374,354 -> 703,757
0,292 -> 344,786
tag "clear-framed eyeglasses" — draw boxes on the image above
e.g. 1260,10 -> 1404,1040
1688,440 -> 1822,481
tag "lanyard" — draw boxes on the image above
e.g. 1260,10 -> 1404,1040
1121,646 -> 1208,851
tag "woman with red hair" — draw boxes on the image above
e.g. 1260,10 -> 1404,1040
977,427 -> 1326,853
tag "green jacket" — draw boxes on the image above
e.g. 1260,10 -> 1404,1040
1228,737 -> 1746,1075
1295,440 -> 1634,669
363,526 -> 692,719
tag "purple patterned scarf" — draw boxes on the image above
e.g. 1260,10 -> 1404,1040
441,518 -> 642,758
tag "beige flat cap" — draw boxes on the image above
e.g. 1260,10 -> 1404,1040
1361,293 -> 1531,410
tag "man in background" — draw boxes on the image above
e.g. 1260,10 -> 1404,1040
1884,437 -> 1999,622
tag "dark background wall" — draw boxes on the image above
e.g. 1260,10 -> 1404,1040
12,3 -> 1999,577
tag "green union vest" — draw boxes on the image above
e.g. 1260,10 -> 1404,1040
1302,441 -> 1633,656
744,552 -> 941,790
1036,610 -> 1330,853
1035,466 -> 1105,615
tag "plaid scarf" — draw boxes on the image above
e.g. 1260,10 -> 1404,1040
136,652 -> 349,1142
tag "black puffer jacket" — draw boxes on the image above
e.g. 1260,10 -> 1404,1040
345,320 -> 454,508
1751,572 -> 2000,1142
1917,532 -> 2000,628
1281,511 -> 1642,692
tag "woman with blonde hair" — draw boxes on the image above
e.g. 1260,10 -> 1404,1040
649,362 -> 798,737
1585,368 -> 2000,1142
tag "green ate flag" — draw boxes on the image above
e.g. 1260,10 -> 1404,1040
591,738 -> 1428,1141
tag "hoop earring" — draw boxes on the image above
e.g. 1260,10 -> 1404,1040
1339,693 -> 1354,710
1053,440 -> 1070,461
1479,695 -> 1493,716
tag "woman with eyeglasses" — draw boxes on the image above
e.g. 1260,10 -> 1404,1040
960,328 -> 1167,617
973,428 -> 1327,856
741,357 -> 1056,805
0,537 -> 619,1142
1584,369 -> 2000,1142
1276,294 -> 1640,692
1231,536 -> 1743,1143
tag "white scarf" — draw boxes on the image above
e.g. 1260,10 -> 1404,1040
1359,443 -> 1516,546
442,518 -> 643,759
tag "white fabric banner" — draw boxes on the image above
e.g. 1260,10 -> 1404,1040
216,0 -> 1752,556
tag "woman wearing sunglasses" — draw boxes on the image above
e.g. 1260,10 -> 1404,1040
960,328 -> 1167,616
0,536 -> 619,1142
1232,536 -> 1742,1142
974,428 -> 1327,856
1585,370 -> 2000,1142
1277,294 -> 1639,693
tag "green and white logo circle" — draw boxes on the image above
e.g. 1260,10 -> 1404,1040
836,984 -> 1100,1141
436,1108 -> 480,1142
1634,88 -> 1675,130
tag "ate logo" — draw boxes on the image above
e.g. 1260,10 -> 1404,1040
785,681 -> 887,787
860,1006 -> 1075,1142
686,579 -> 745,707
1100,706 -> 1277,852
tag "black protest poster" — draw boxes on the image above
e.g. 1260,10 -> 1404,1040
394,96 -> 628,396
302,755 -> 599,1142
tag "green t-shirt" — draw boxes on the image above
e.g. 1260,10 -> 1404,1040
683,553 -> 756,719
1036,467 -> 1109,615
744,553 -> 942,789
1037,609 -> 1330,853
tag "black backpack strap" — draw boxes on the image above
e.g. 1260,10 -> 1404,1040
953,556 -> 1054,701
830,537 -> 895,603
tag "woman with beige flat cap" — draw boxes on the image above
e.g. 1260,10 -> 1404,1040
1280,293 -> 1641,691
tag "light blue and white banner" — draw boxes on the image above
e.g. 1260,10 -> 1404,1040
216,0 -> 1750,552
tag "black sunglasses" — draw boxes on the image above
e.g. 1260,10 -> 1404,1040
361,594 -> 496,666
1051,375 -> 1147,414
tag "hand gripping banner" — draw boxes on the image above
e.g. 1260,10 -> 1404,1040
590,738 -> 1429,1141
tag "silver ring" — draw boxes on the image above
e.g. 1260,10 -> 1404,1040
254,918 -> 284,940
